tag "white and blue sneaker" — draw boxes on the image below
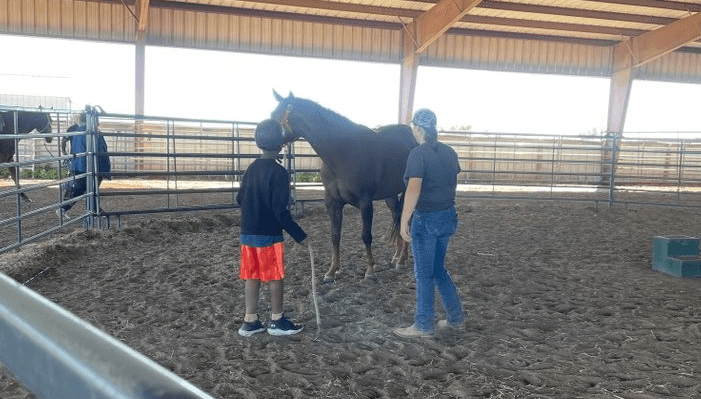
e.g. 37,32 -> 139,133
238,319 -> 266,337
267,315 -> 303,336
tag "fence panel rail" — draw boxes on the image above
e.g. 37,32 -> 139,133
3,105 -> 701,399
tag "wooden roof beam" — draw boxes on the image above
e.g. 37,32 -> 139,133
462,15 -> 647,37
398,0 -> 481,124
477,1 -> 676,25
607,11 -> 701,134
583,0 -> 701,13
613,11 -> 701,71
136,0 -> 151,42
409,0 -> 483,53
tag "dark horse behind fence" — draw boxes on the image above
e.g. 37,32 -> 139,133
0,110 -> 53,202
271,91 -> 417,281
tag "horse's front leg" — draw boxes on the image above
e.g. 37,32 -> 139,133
324,200 -> 344,282
9,166 -> 31,203
359,200 -> 376,280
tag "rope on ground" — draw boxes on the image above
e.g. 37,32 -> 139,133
289,242 -> 321,340
308,244 -> 321,340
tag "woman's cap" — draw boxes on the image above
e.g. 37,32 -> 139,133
255,119 -> 284,151
412,109 -> 437,130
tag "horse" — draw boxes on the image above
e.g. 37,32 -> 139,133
0,110 -> 53,202
271,91 -> 417,281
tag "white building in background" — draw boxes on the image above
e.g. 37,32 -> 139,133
0,93 -> 72,110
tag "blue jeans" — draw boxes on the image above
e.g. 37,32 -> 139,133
60,176 -> 87,211
411,206 -> 464,332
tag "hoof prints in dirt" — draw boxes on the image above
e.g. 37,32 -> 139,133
2,199 -> 701,398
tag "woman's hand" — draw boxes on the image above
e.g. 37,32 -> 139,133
400,177 -> 422,244
400,221 -> 411,243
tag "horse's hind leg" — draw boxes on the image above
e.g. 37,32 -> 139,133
385,196 -> 408,268
324,199 -> 344,282
394,236 -> 409,268
8,166 -> 31,203
359,199 -> 376,280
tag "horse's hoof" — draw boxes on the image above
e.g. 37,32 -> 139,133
323,272 -> 337,283
364,272 -> 377,281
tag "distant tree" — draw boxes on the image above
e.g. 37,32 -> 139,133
450,125 -> 472,131
578,128 -> 603,137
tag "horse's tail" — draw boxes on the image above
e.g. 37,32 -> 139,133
384,192 -> 405,247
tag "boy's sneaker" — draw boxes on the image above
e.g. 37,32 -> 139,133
267,315 -> 303,336
238,319 -> 266,337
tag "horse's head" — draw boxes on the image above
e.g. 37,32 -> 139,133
37,113 -> 53,143
271,90 -> 302,146
0,111 -> 52,143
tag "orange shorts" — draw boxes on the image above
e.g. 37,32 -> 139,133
239,243 -> 285,282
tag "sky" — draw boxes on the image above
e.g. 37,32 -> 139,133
1,34 -> 700,135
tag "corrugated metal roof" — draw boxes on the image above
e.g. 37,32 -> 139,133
2,0 -> 701,82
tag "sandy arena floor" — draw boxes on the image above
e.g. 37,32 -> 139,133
1,178 -> 701,398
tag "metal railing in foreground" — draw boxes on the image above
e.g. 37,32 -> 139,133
0,272 -> 214,399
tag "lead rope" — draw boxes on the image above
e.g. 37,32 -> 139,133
308,244 -> 321,341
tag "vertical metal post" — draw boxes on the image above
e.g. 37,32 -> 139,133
676,140 -> 684,204
491,135 -> 498,197
550,137 -> 557,199
12,111 -> 22,246
85,106 -> 96,230
171,120 -> 179,208
233,123 -> 240,182
166,120 -> 173,209
286,142 -> 298,217
608,134 -> 618,206
231,122 -> 240,205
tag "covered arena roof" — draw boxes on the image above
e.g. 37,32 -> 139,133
2,0 -> 701,129
2,0 -> 700,81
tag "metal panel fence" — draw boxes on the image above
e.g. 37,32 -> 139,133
3,105 -> 701,399
440,131 -> 701,207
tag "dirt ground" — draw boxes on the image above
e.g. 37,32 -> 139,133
1,179 -> 701,399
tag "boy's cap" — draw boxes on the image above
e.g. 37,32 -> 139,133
255,119 -> 284,151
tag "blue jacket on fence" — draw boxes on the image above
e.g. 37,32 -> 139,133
66,123 -> 111,177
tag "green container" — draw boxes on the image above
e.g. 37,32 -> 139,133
652,236 -> 701,278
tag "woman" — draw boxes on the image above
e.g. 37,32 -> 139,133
393,108 -> 466,338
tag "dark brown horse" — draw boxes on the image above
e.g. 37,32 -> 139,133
271,91 -> 416,281
1,110 -> 53,202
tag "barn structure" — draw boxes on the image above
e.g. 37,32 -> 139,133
2,0 -> 701,132
2,1 -> 701,398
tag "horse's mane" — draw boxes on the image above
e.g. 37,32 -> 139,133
294,97 -> 371,134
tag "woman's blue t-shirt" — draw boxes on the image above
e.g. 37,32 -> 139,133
403,142 -> 460,212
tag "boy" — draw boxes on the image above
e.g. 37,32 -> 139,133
236,119 -> 307,337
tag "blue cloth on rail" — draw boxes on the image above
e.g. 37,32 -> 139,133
66,123 -> 111,176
